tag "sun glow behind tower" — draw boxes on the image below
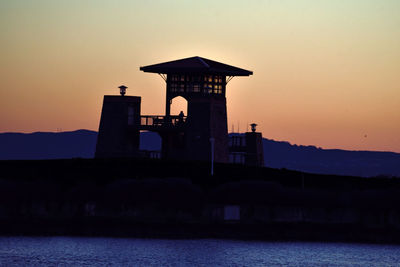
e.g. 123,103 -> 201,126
0,1 -> 399,152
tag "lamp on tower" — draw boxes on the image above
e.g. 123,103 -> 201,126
250,123 -> 257,133
119,85 -> 127,96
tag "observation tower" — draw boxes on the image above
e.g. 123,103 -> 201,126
96,56 -> 262,166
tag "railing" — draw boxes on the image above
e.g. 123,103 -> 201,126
229,135 -> 246,148
140,115 -> 187,129
229,152 -> 246,164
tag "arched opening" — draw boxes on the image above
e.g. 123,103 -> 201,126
170,96 -> 188,117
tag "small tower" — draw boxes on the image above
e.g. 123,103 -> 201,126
244,123 -> 265,167
140,56 -> 252,163
95,86 -> 141,158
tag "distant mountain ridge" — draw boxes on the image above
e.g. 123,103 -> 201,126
0,130 -> 97,160
262,138 -> 400,177
0,130 -> 399,177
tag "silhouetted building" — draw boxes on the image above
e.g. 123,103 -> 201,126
139,56 -> 252,163
95,92 -> 141,158
95,56 -> 264,166
229,124 -> 264,167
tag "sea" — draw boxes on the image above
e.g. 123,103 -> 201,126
0,237 -> 399,266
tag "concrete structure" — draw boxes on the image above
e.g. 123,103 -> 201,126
139,56 -> 252,163
229,124 -> 265,167
95,56 -> 264,166
95,94 -> 141,158
244,124 -> 264,166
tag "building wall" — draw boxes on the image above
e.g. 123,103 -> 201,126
186,96 -> 228,163
95,95 -> 141,158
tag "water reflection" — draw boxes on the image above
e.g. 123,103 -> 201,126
0,237 -> 399,266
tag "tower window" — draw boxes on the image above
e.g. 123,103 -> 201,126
204,83 -> 213,94
214,84 -> 222,94
192,75 -> 201,82
170,75 -> 179,82
171,83 -> 178,92
204,75 -> 213,82
193,84 -> 200,92
128,107 -> 134,125
168,74 -> 224,95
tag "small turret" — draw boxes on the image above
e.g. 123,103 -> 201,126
95,85 -> 141,158
245,123 -> 264,167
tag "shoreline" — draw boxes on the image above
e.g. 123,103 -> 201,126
1,158 -> 400,245
1,219 -> 400,245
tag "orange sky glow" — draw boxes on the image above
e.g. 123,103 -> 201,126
0,1 -> 399,152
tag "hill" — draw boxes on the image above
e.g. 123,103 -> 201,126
0,130 -> 399,177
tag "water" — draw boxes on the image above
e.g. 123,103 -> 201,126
0,237 -> 399,266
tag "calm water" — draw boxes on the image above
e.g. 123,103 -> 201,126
0,237 -> 399,266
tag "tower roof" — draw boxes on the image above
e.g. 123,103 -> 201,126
140,56 -> 253,76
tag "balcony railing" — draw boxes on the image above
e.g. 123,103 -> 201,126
229,135 -> 247,153
229,135 -> 246,147
139,115 -> 187,130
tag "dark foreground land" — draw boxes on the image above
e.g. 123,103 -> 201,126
0,158 -> 400,243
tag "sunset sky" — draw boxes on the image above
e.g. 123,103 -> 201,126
1,0 -> 399,152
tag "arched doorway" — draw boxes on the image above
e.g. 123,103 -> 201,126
170,96 -> 188,117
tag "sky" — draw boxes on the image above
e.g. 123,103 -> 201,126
0,0 -> 399,152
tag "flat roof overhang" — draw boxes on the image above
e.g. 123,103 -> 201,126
140,56 -> 253,76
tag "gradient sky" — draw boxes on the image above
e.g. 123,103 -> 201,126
1,0 -> 399,152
